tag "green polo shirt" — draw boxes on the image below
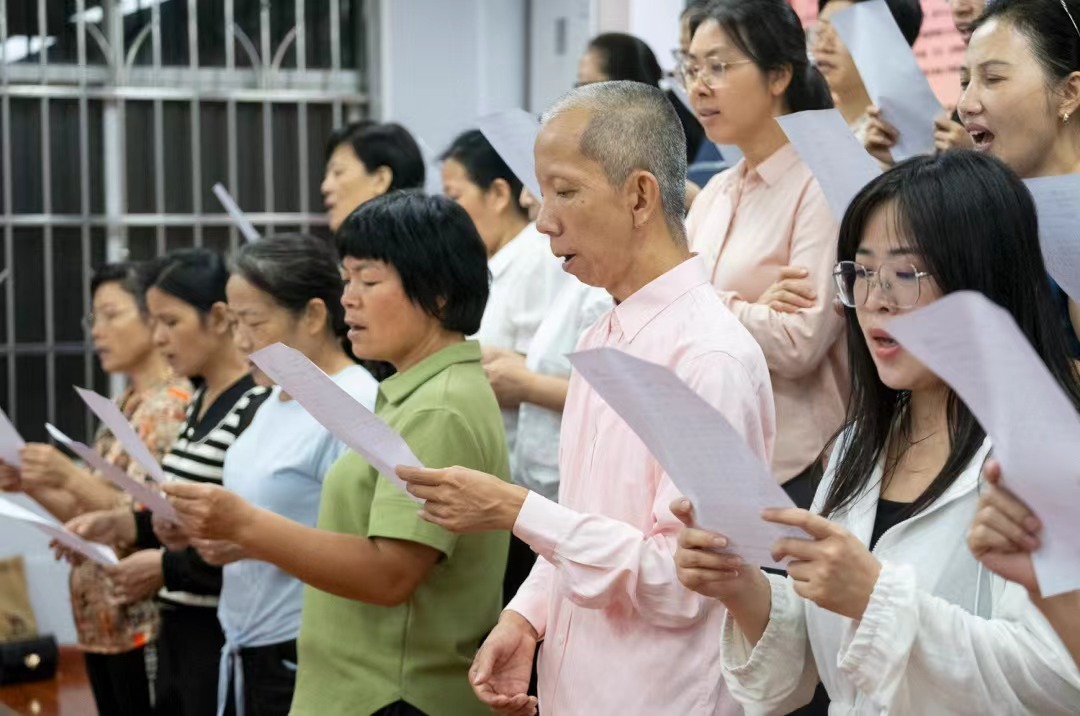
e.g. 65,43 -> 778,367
290,340 -> 510,716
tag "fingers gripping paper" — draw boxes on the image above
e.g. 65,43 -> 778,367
249,343 -> 422,500
889,291 -> 1080,597
568,348 -> 803,570
0,495 -> 118,566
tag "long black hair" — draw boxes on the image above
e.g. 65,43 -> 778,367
586,33 -> 664,86
690,0 -> 833,114
821,150 -> 1080,518
152,248 -> 229,317
973,0 -> 1080,83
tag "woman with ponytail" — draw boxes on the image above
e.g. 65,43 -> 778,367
682,0 -> 847,508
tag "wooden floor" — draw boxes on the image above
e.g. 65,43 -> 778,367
0,647 -> 96,716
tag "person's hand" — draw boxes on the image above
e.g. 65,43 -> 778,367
933,112 -> 974,153
671,498 -> 768,604
0,459 -> 22,492
67,508 -> 136,549
192,539 -> 248,567
396,465 -> 529,533
152,512 -> 190,552
470,610 -> 539,715
19,443 -> 71,490
105,549 -> 164,605
162,482 -> 254,542
967,460 -> 1041,594
482,349 -> 532,409
765,508 -> 882,620
863,105 -> 898,167
757,266 -> 817,314
49,539 -> 86,567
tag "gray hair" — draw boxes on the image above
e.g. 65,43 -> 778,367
542,81 -> 687,240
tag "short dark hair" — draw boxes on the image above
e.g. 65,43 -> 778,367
152,248 -> 230,315
818,0 -> 923,47
325,121 -> 426,192
90,260 -> 162,316
229,233 -> 347,339
586,33 -> 663,86
336,191 -> 490,335
975,0 -> 1080,84
440,130 -> 527,218
823,150 -> 1080,520
692,0 -> 834,114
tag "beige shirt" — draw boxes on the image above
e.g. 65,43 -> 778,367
687,142 -> 848,482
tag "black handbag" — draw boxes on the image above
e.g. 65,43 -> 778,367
0,634 -> 58,686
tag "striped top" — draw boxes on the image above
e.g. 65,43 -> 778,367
157,375 -> 269,608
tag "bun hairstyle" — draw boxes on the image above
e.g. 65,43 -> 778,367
690,0 -> 834,114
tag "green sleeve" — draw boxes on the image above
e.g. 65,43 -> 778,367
367,408 -> 485,558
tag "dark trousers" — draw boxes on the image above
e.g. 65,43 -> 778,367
372,702 -> 427,716
222,640 -> 298,716
502,534 -> 538,606
154,604 -> 225,716
84,646 -> 153,716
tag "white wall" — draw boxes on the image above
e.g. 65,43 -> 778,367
0,495 -> 76,644
528,0 -> 593,113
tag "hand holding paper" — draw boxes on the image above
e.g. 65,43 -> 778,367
249,343 -> 422,499
0,495 -> 118,565
888,291 -> 1080,596
76,387 -> 166,483
44,423 -> 177,522
567,348 -> 802,570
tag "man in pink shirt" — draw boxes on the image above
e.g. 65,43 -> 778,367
398,81 -> 775,715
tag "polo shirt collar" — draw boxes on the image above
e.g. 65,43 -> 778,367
378,340 -> 482,406
611,255 -> 708,343
488,223 -> 536,281
753,142 -> 800,187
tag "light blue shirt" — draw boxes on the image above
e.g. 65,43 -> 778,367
216,364 -> 378,715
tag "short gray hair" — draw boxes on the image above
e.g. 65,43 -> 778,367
542,81 -> 687,240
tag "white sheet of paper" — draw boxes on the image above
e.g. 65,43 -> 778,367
477,109 -> 542,201
45,423 -> 177,522
75,387 -> 166,484
211,183 -> 260,243
249,343 -> 422,498
777,109 -> 882,221
568,348 -> 803,570
831,0 -> 941,161
0,495 -> 118,565
0,406 -> 25,468
1024,174 -> 1080,301
889,291 -> 1080,597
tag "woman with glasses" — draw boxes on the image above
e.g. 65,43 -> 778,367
0,260 -> 191,716
673,150 -> 1080,713
682,0 -> 846,509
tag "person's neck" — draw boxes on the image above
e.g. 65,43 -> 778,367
907,384 -> 950,442
126,350 -> 172,394
307,338 -> 354,378
835,82 -> 872,127
737,118 -> 790,170
198,345 -> 250,410
488,216 -> 529,259
1029,135 -> 1080,178
392,329 -> 463,374
882,384 -> 951,501
607,228 -> 692,303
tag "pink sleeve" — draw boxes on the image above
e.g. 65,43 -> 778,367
510,352 -> 772,629
505,554 -> 555,638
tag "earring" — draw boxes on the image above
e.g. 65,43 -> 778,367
1065,112 -> 1072,124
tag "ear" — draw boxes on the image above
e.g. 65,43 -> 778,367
624,170 -> 663,231
207,301 -> 233,336
768,64 -> 794,100
1060,70 -> 1080,121
302,298 -> 329,337
486,177 -> 514,215
370,165 -> 394,195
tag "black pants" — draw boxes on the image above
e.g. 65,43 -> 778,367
372,702 -> 427,716
84,646 -> 153,716
502,535 -> 538,606
222,640 -> 298,716
154,604 -> 225,716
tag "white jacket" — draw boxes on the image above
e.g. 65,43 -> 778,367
721,435 -> 1080,714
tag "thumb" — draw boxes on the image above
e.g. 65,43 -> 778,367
470,639 -> 503,685
670,498 -> 695,527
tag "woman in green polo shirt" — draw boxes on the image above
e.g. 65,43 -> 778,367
165,191 -> 511,716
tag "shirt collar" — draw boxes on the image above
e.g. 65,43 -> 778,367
488,223 -> 537,280
612,255 -> 709,343
752,142 -> 801,188
378,340 -> 482,406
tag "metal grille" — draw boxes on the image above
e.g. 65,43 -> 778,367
0,0 -> 370,442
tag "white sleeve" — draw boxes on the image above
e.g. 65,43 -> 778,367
837,562 -> 1080,714
720,572 -> 821,715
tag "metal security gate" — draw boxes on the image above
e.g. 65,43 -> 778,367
0,0 -> 372,442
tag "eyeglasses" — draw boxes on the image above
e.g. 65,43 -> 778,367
833,260 -> 932,310
677,58 -> 754,89
82,310 -> 135,332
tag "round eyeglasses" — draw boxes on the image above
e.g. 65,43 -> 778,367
833,260 -> 932,310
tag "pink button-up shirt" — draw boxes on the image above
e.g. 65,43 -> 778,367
687,143 -> 847,482
507,256 -> 775,715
